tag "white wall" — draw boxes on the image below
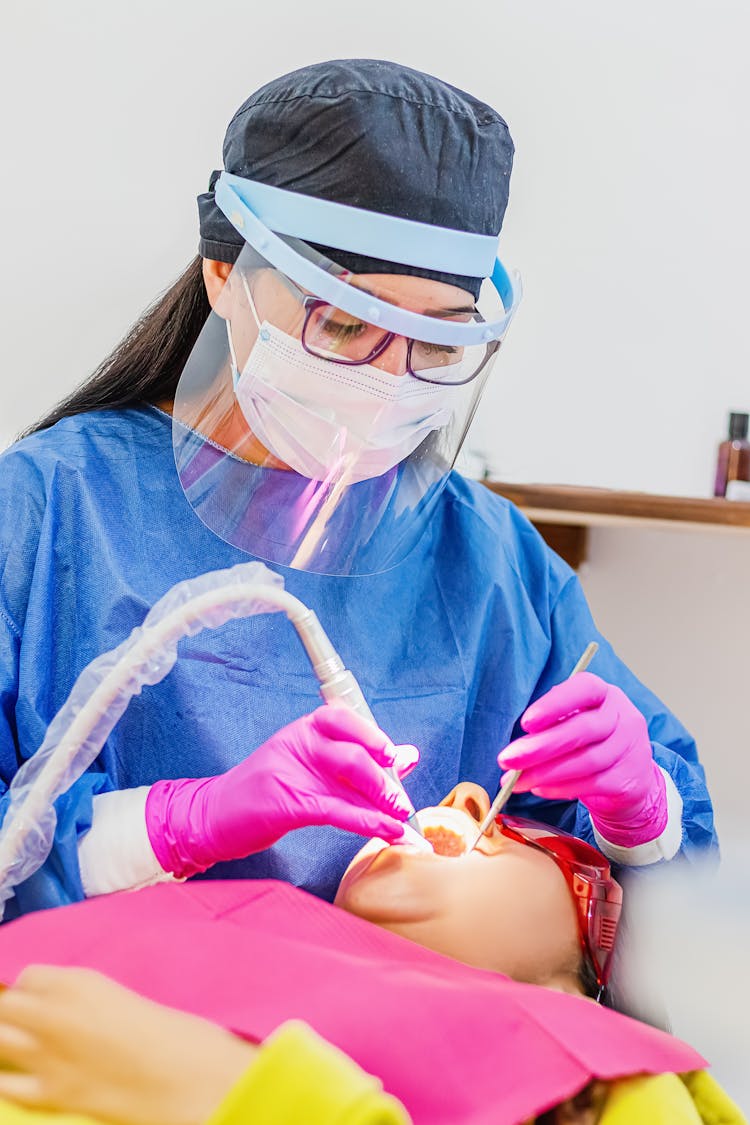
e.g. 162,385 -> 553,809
2,0 -> 748,479
468,0 -> 750,496
578,525 -> 750,839
575,523 -> 750,1105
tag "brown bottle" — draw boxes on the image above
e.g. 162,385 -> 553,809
714,412 -> 750,497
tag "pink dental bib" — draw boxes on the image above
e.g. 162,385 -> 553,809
0,881 -> 704,1124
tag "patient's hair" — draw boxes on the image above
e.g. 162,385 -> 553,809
536,1080 -> 609,1124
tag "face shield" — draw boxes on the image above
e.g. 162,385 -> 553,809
173,173 -> 522,576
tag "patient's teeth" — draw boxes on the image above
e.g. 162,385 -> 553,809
422,825 -> 466,857
413,807 -> 475,856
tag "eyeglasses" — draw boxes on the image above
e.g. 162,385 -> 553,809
300,296 -> 500,386
497,814 -> 623,1000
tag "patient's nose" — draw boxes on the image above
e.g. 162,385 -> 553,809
440,782 -> 492,826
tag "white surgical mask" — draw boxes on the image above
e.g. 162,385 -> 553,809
228,319 -> 461,483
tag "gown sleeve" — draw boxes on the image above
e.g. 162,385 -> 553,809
0,603 -> 114,918
0,447 -> 115,920
507,549 -> 718,863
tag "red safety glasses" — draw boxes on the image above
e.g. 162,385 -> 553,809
497,814 -> 623,999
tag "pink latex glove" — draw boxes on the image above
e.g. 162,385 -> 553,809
497,673 -> 668,847
146,705 -> 424,878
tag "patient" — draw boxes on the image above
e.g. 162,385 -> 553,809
336,781 -> 619,998
0,785 -> 738,1125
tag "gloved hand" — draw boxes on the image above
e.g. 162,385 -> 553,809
497,673 -> 668,847
145,704 -> 424,878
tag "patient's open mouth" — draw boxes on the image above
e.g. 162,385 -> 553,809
414,807 -> 476,857
422,825 -> 466,856
335,805 -> 486,904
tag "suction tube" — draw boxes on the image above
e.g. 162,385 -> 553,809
0,561 -> 418,918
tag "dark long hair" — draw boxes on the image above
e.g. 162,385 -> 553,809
22,257 -> 210,438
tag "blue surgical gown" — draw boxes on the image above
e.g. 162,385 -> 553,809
0,407 -> 717,918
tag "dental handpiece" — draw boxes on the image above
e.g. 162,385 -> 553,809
288,604 -> 425,837
466,641 -> 599,853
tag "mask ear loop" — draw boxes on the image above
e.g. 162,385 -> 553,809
225,272 -> 266,390
225,320 -> 240,390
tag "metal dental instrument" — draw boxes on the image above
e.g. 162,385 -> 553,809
466,641 -> 599,853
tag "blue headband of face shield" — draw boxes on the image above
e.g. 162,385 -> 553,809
214,172 -> 522,347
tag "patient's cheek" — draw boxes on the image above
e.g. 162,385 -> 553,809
423,826 -> 466,857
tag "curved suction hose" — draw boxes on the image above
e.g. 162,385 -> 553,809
0,561 -> 418,919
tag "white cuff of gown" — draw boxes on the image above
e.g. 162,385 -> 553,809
591,767 -> 684,866
78,787 -> 182,897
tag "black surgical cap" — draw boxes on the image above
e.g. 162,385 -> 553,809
197,59 -> 514,299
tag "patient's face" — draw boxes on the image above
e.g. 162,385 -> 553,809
335,783 -> 582,990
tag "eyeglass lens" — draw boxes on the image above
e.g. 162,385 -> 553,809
301,300 -> 491,384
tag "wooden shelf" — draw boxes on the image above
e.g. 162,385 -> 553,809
484,481 -> 750,530
482,482 -> 750,568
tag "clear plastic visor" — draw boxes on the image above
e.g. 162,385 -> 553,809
172,240 -> 509,575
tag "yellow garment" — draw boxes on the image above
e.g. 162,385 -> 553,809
682,1071 -> 747,1125
0,1109 -> 90,1125
599,1070 -> 747,1125
0,1025 -> 743,1125
207,1020 -> 410,1125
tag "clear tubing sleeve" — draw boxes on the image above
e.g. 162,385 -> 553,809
0,561 -> 308,916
